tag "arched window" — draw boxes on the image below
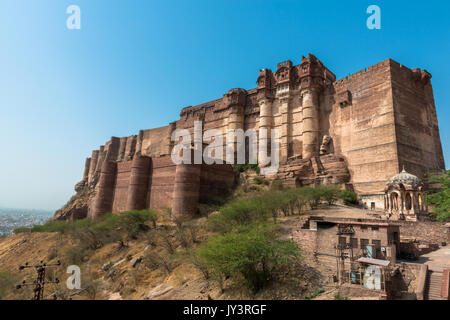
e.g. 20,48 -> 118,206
405,193 -> 412,211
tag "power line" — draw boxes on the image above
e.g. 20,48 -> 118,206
16,259 -> 61,300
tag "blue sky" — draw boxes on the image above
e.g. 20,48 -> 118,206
0,0 -> 448,211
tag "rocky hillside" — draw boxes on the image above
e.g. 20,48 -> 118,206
1,172 -> 364,300
0,214 -> 323,300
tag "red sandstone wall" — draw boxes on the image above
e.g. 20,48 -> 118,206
112,161 -> 132,213
141,126 -> 171,157
91,153 -> 235,219
330,59 -> 399,195
389,61 -> 445,177
148,156 -> 177,209
199,164 -> 235,203
78,57 -> 444,206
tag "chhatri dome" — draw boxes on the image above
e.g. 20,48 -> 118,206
386,167 -> 423,189
384,166 -> 427,221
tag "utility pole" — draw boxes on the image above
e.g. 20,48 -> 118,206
16,259 -> 61,300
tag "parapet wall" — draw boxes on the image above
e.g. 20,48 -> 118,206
397,220 -> 449,245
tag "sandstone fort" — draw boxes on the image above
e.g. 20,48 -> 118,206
53,54 -> 445,222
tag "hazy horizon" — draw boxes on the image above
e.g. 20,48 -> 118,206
0,0 -> 449,211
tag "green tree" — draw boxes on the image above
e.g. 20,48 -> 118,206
302,187 -> 322,209
426,170 -> 450,222
339,190 -> 358,205
197,223 -> 299,293
320,186 -> 341,205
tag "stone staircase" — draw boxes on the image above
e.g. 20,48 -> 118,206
424,270 -> 444,300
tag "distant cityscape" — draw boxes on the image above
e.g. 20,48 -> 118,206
0,207 -> 53,236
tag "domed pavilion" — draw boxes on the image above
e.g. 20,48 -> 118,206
384,167 -> 427,221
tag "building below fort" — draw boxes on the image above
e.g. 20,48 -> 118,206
52,54 -> 445,221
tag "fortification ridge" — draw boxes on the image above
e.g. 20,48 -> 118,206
53,54 -> 444,221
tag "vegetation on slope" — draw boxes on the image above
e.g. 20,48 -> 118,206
4,181 -> 356,300
426,170 -> 450,222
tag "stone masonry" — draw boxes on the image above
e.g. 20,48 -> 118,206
54,54 -> 445,220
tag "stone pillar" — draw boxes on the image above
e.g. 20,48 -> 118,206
228,106 -> 244,164
106,137 -> 121,162
258,98 -> 273,167
172,160 -> 201,220
164,122 -> 176,156
228,106 -> 244,131
91,161 -> 117,219
124,136 -> 137,161
83,157 -> 91,181
88,150 -> 99,184
136,130 -> 144,156
118,137 -> 127,161
301,88 -> 320,159
279,95 -> 290,164
95,146 -> 106,174
126,156 -> 151,211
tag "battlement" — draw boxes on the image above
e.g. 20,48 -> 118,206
334,59 -> 392,90
277,60 -> 293,70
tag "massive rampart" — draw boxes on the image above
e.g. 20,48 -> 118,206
54,54 -> 445,220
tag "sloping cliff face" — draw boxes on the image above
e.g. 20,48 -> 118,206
52,188 -> 95,221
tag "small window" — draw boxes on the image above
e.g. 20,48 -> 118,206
371,227 -> 379,231
350,238 -> 358,249
372,240 -> 381,249
339,237 -> 347,246
371,202 -> 376,210
360,239 -> 369,248
361,226 -> 368,230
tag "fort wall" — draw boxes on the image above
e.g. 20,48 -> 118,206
88,155 -> 235,219
330,59 -> 398,196
59,54 -> 445,220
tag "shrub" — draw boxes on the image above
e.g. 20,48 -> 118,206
197,223 -> 299,293
13,227 -> 31,234
320,186 -> 341,205
208,197 -> 270,233
253,177 -> 264,185
185,249 -> 210,280
270,179 -> 284,191
339,190 -> 358,205
144,252 -> 177,274
305,288 -> 325,299
236,163 -> 260,174
93,210 -> 157,239
64,245 -> 88,265
334,293 -> 349,300
302,187 -> 322,209
159,230 -> 176,254
175,227 -> 191,248
426,170 -> 450,222
14,218 -> 93,235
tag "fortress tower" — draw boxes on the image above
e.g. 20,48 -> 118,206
54,54 -> 445,221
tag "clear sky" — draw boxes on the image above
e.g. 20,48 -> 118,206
0,0 -> 448,211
